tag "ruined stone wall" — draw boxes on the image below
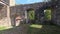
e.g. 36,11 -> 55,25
0,6 -> 11,27
52,0 -> 60,25
10,2 -> 48,25
10,2 -> 47,16
10,1 -> 60,25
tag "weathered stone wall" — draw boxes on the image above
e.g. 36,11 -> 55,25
0,6 -> 10,27
2,0 -> 15,6
10,2 -> 52,24
2,0 -> 60,27
10,1 -> 60,25
52,0 -> 60,25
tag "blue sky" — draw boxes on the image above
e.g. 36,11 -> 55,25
15,0 -> 43,4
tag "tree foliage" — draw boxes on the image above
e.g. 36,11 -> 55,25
44,9 -> 51,20
28,10 -> 35,20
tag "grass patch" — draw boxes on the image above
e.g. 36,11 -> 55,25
0,24 -> 60,34
30,24 -> 43,28
0,26 -> 7,30
27,24 -> 60,34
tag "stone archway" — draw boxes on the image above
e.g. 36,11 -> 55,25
44,8 -> 52,24
26,9 -> 35,23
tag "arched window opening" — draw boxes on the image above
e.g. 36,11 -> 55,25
27,9 -> 35,23
44,8 -> 52,21
27,9 -> 35,20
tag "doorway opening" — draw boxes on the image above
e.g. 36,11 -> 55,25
27,9 -> 35,23
44,8 -> 52,24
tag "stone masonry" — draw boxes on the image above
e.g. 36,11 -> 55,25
10,0 -> 60,26
0,0 -> 60,27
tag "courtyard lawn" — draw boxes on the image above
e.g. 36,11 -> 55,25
0,26 -> 10,30
0,24 -> 60,34
0,26 -> 6,30
27,24 -> 60,34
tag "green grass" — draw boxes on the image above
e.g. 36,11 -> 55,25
27,24 -> 60,34
30,24 -> 43,28
0,26 -> 7,30
0,24 -> 60,34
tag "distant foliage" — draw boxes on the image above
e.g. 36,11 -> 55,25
28,10 -> 35,20
44,9 -> 51,20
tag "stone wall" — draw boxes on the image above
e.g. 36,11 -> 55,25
10,2 -> 52,24
0,5 -> 11,27
10,0 -> 60,26
2,0 -> 60,27
52,0 -> 60,25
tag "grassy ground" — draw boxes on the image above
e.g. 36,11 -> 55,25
0,24 -> 60,34
27,24 -> 60,34
0,26 -> 7,30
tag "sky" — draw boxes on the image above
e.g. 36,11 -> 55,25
15,0 -> 43,4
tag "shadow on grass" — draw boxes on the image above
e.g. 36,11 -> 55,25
27,24 -> 60,34
0,24 -> 29,34
0,23 -> 60,34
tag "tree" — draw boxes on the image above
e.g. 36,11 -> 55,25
44,9 -> 51,20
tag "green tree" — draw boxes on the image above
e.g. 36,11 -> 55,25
28,10 -> 35,20
44,9 -> 51,20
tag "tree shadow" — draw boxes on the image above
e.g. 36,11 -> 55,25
27,24 -> 60,34
0,24 -> 29,34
